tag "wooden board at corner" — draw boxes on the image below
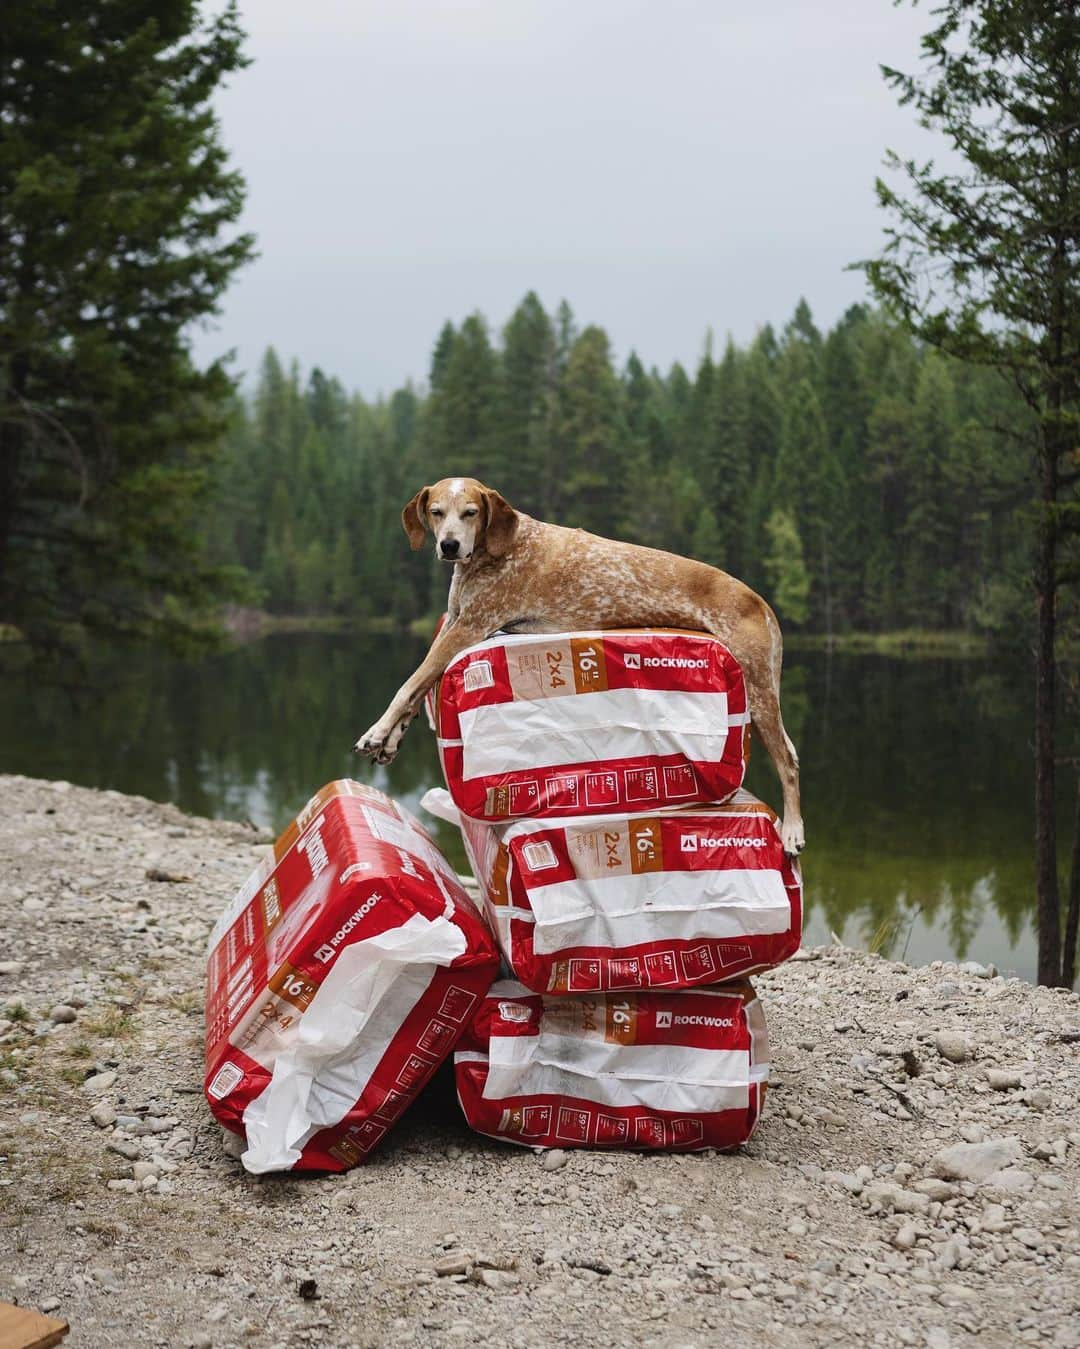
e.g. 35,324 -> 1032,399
0,1303 -> 69,1349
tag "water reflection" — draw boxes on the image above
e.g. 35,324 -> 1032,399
0,634 -> 1069,983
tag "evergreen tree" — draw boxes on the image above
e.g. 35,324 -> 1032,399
556,327 -> 625,534
498,292 -> 556,511
862,0 -> 1080,986
0,0 -> 256,654
763,510 -> 810,625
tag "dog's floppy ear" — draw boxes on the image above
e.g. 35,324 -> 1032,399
481,488 -> 519,559
401,486 -> 432,551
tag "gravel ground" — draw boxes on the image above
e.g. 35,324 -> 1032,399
1,773 -> 1078,1349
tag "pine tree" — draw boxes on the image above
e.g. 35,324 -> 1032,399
861,0 -> 1080,986
763,510 -> 810,625
498,292 -> 556,511
0,2 -> 256,654
556,327 -> 625,534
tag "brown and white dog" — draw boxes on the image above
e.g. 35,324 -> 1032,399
354,477 -> 805,855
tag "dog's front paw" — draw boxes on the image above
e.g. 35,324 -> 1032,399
353,725 -> 397,765
780,816 -> 805,858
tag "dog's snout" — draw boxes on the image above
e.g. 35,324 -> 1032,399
440,538 -> 460,558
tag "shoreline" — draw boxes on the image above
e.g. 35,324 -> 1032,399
1,773 -> 1077,1347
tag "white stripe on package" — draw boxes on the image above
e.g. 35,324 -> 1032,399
457,688 -> 731,778
482,1030 -> 751,1114
527,867 -> 790,955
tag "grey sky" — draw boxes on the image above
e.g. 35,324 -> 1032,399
193,0 -> 938,398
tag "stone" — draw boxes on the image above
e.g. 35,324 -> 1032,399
935,1033 -> 972,1064
985,1168 -> 1035,1193
912,1178 -> 955,1202
474,1268 -> 519,1290
985,1069 -> 1022,1091
932,1136 -> 1023,1183
83,1070 -> 118,1095
49,1004 -> 77,1024
1013,1228 -> 1042,1249
90,1102 -> 117,1129
435,1252 -> 472,1277
541,1149 -> 569,1172
893,1223 -> 918,1250
132,1161 -> 158,1182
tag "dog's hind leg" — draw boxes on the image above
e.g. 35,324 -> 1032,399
712,600 -> 805,857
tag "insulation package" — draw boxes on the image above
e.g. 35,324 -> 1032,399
423,787 -> 801,993
455,980 -> 769,1151
204,780 -> 498,1173
428,628 -> 750,821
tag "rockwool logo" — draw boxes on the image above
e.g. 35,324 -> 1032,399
682,833 -> 767,850
313,893 -> 382,963
643,656 -> 708,669
673,1014 -> 735,1028
655,1009 -> 673,1028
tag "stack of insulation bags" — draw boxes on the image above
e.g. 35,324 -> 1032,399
422,627 -> 803,1154
201,628 -> 802,1172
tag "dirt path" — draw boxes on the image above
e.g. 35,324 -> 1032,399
1,774 -> 1077,1349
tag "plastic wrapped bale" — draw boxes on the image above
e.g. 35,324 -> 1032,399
427,628 -> 750,821
204,780 -> 498,1173
455,979 -> 769,1151
424,787 -> 801,993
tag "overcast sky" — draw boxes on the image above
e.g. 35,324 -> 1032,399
192,0 -> 939,397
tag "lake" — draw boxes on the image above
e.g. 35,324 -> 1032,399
0,632 -> 1068,984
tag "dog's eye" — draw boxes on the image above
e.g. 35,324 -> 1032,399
429,507 -> 444,518
463,508 -> 478,518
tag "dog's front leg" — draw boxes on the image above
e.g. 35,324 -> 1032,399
353,621 -> 485,765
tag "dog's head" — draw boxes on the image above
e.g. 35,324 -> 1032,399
401,478 -> 518,564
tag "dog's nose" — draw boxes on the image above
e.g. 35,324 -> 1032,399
441,538 -> 460,558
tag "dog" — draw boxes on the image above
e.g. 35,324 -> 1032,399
353,476 -> 804,855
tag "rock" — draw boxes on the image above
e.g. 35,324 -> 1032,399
83,1071 -> 118,1095
862,1182 -> 930,1215
132,1161 -> 158,1182
935,1033 -> 972,1064
39,1299 -> 60,1313
1025,1088 -> 1052,1111
959,961 -> 994,978
985,1167 -> 1035,1193
541,1149 -> 569,1172
912,1178 -> 955,1202
435,1252 -> 472,1277
49,1004 -> 77,1024
473,1268 -> 519,1290
0,961 -> 24,976
932,1136 -> 1023,1182
1013,1228 -> 1042,1249
985,1069 -> 1022,1091
106,1179 -> 137,1194
893,1223 -> 918,1250
787,1218 -> 809,1237
90,1102 -> 117,1128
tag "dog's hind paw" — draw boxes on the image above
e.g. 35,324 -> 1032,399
780,816 -> 805,858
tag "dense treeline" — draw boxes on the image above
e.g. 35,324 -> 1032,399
208,295 -> 1032,633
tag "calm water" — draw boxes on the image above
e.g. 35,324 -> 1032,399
0,633 -> 1067,983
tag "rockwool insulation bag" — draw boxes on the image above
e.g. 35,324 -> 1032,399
423,787 -> 801,993
204,780 -> 498,1174
456,980 -> 769,1151
428,628 -> 750,821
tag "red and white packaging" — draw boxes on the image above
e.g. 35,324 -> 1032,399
428,629 -> 750,821
204,780 -> 498,1174
455,980 -> 769,1151
423,787 -> 801,993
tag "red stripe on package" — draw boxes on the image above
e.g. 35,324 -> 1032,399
428,629 -> 750,821
423,787 -> 801,993
204,780 -> 498,1173
455,980 -> 769,1151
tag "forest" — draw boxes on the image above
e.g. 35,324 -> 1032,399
207,294 -> 1033,637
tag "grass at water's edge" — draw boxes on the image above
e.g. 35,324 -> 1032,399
784,629 -> 991,657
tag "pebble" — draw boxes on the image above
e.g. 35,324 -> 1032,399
932,1136 -> 1022,1182
83,1071 -> 118,1095
0,961 -> 24,976
90,1102 -> 117,1129
49,1004 -> 77,1024
985,1069 -> 1022,1091
1013,1228 -> 1043,1249
893,1223 -> 917,1250
132,1161 -> 158,1183
541,1150 -> 569,1172
435,1253 -> 472,1276
934,1033 -> 972,1064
